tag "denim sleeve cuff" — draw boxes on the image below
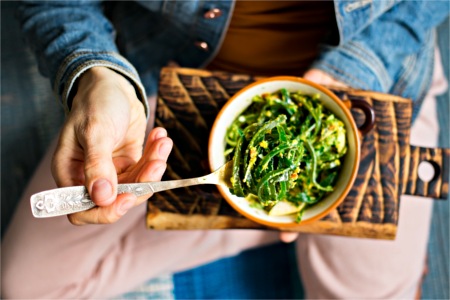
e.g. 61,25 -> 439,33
312,41 -> 393,93
54,51 -> 148,118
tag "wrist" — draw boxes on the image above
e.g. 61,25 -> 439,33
75,67 -> 144,110
79,67 -> 136,94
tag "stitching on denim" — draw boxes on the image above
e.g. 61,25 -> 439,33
414,31 -> 436,102
369,0 -> 394,21
61,60 -> 148,118
54,50 -> 111,95
54,50 -> 141,96
62,60 -> 147,108
334,0 -> 345,46
344,0 -> 372,13
392,31 -> 434,98
345,41 -> 392,90
54,50 -> 141,98
392,55 -> 416,96
53,51 -> 93,96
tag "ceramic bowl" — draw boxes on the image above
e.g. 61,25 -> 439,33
208,76 -> 374,228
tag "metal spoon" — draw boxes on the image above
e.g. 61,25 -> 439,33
30,161 -> 233,218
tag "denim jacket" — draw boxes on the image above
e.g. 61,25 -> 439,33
17,0 -> 449,120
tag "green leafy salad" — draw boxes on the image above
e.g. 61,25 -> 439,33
224,88 -> 347,221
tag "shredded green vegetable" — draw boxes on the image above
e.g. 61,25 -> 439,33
225,88 -> 347,221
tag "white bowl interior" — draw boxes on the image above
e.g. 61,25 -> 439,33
209,79 -> 358,225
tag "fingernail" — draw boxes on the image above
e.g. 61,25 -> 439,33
159,141 -> 172,156
154,128 -> 167,140
118,198 -> 135,215
92,179 -> 113,205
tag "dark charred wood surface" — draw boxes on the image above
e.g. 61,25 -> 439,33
147,67 -> 449,240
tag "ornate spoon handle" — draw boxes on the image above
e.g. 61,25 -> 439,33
30,175 -> 221,218
30,183 -> 151,218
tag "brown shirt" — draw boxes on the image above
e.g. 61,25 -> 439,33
207,0 -> 337,76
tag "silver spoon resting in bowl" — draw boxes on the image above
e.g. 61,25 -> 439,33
30,161 -> 233,218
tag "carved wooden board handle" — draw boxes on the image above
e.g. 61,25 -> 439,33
404,146 -> 449,199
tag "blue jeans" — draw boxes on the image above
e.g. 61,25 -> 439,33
119,242 -> 303,299
173,242 -> 303,299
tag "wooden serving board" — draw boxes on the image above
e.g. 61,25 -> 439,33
146,67 -> 449,240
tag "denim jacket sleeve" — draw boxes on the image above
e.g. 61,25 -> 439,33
16,0 -> 148,116
313,0 -> 449,103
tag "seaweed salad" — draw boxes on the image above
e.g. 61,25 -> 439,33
224,88 -> 347,221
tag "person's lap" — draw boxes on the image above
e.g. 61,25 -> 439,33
296,48 -> 446,299
1,123 -> 280,298
2,51 -> 447,298
166,70 -> 444,299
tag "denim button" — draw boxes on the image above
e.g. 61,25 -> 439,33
194,41 -> 209,51
203,8 -> 222,19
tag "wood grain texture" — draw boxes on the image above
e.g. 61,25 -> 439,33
405,146 -> 450,199
146,67 -> 449,240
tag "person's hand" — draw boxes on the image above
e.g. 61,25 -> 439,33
279,68 -> 348,243
51,66 -> 172,225
303,69 -> 348,88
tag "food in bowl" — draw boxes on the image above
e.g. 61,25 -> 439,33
209,76 -> 364,228
224,88 -> 347,222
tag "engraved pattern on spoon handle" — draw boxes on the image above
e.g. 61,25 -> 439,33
30,186 -> 95,218
30,182 -> 158,218
31,174 -> 219,218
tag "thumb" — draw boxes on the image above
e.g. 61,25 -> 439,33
80,131 -> 118,207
